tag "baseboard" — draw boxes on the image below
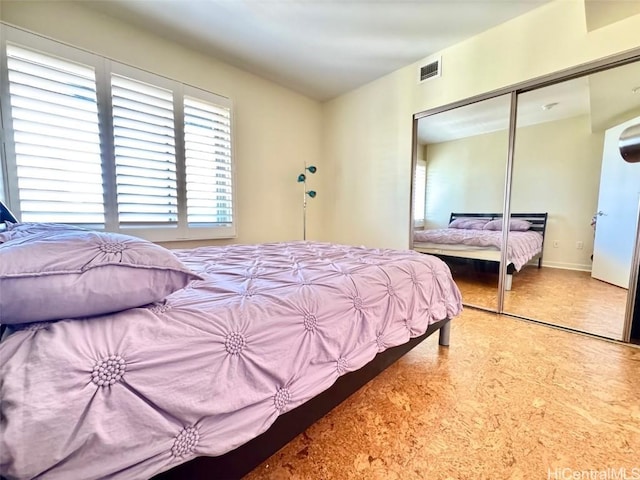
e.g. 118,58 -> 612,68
533,261 -> 592,272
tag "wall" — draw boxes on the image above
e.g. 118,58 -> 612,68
0,1 -> 323,247
585,0 -> 640,32
320,79 -> 412,247
424,129 -> 509,229
321,0 -> 640,250
512,115 -> 603,270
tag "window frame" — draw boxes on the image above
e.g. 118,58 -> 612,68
413,159 -> 427,228
0,24 -> 237,242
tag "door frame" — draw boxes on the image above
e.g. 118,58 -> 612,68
623,196 -> 640,342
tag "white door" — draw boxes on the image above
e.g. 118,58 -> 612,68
592,116 -> 640,288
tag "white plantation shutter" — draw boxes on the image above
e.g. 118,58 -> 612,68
1,27 -> 236,240
184,96 -> 233,226
413,162 -> 426,224
5,44 -> 105,225
111,74 -> 178,226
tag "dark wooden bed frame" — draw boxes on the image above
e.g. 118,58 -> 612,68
0,200 -> 453,480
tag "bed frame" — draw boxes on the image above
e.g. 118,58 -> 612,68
413,212 -> 548,290
0,200 -> 453,480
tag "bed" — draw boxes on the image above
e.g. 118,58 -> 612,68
413,212 -> 548,290
0,202 -> 462,480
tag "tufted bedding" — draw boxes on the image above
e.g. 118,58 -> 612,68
413,228 -> 543,271
0,241 -> 462,480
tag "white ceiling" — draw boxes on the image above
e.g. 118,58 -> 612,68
417,60 -> 640,145
417,77 -> 592,144
589,61 -> 640,132
86,0 -> 550,101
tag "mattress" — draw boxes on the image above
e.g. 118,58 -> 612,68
413,228 -> 543,271
0,241 -> 462,480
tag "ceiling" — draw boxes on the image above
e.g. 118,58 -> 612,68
417,78 -> 591,144
417,60 -> 640,144
85,0 -> 550,101
589,61 -> 640,132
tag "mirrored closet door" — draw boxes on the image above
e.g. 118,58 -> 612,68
505,60 -> 640,340
412,95 -> 511,311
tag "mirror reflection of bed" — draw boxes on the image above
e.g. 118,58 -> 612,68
413,211 -> 547,291
412,61 -> 640,340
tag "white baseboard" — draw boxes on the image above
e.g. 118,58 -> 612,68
532,260 -> 592,272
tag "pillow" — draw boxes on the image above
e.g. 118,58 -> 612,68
483,219 -> 532,231
0,230 -> 202,324
0,221 -> 87,243
448,217 -> 491,230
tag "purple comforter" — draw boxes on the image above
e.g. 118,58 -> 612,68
413,228 -> 543,271
0,242 -> 462,480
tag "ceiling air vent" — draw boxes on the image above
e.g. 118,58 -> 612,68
418,58 -> 441,83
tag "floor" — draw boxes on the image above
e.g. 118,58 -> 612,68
449,263 -> 628,340
245,309 -> 640,480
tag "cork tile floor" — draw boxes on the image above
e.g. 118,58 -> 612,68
245,309 -> 640,480
450,265 -> 628,340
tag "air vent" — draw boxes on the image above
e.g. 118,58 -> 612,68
418,58 -> 441,83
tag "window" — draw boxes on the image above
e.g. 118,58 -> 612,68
111,73 -> 178,227
413,161 -> 426,227
183,96 -> 233,227
0,26 -> 235,241
5,45 -> 104,225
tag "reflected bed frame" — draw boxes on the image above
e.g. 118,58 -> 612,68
414,212 -> 548,290
0,200 -> 453,480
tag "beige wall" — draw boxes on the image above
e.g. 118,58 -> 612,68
512,115 -> 603,271
585,0 -> 640,32
424,130 -> 509,229
424,115 -> 603,271
321,0 -> 640,250
0,1 -> 323,247
320,81 -> 412,247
